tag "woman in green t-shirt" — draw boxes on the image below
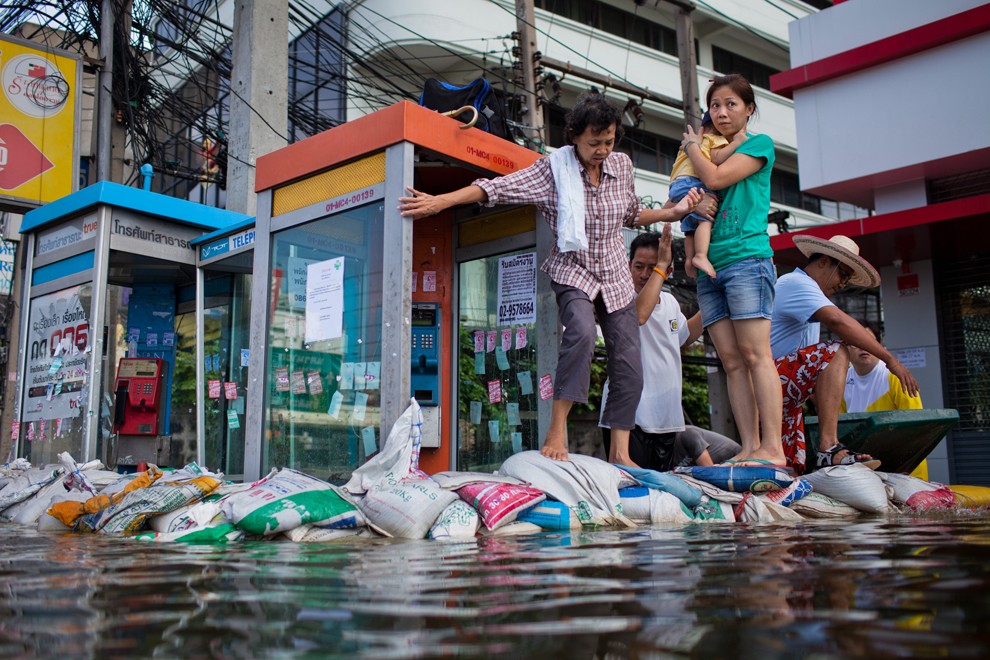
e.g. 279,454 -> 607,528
678,74 -> 785,469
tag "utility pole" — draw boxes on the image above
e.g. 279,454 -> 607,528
227,0 -> 288,216
515,0 -> 545,152
668,0 -> 703,130
96,0 -> 114,182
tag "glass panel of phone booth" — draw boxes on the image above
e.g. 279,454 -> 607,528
20,283 -> 93,464
264,201 -> 384,483
457,249 -> 540,473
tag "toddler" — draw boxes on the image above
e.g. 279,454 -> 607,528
668,112 -> 739,278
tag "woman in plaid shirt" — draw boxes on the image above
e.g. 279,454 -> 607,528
400,93 -> 712,466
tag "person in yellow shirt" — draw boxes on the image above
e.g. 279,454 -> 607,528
668,111 -> 741,279
841,320 -> 926,478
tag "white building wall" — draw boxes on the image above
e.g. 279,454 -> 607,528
879,259 -> 950,485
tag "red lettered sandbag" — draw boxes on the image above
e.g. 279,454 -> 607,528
905,487 -> 956,511
457,482 -> 545,531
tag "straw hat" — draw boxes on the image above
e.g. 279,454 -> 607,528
792,234 -> 881,289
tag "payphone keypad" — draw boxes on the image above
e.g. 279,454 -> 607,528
410,303 -> 440,406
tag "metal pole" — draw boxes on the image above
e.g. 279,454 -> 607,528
515,0 -> 545,152
97,0 -> 114,183
195,267 -> 205,467
674,5 -> 703,130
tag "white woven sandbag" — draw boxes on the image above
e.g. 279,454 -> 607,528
0,466 -> 63,512
875,471 -> 942,505
619,487 -> 652,524
479,520 -> 542,536
99,474 -> 140,497
760,500 -> 805,521
498,451 -> 636,527
345,399 -> 425,496
9,474 -> 71,524
650,490 -> 693,524
429,500 -> 480,540
673,473 -> 745,504
789,492 -> 861,518
431,471 -> 525,490
803,464 -> 889,514
149,500 -> 225,533
358,476 -> 457,539
38,491 -> 91,531
287,526 -> 376,543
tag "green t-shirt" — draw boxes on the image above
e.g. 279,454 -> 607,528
706,132 -> 775,273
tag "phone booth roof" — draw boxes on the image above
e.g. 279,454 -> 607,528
255,101 -> 541,194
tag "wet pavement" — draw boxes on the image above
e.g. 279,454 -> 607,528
1,516 -> 989,659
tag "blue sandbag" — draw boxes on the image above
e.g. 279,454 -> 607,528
621,466 -> 703,508
674,466 -> 793,493
516,500 -> 578,530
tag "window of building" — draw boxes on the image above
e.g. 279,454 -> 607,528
928,168 -> 990,205
535,0 -> 678,57
711,45 -> 781,90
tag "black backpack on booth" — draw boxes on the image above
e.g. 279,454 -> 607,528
419,78 -> 513,141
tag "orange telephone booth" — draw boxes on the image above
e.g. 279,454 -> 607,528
242,102 -> 560,482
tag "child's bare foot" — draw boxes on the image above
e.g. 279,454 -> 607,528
692,255 -> 716,279
540,428 -> 569,461
685,261 -> 698,280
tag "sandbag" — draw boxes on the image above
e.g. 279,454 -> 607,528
694,497 -> 737,523
622,466 -> 703,508
429,500 -> 480,540
345,399 -> 427,496
358,475 -> 457,539
8,474 -> 71,524
458,482 -> 545,530
149,499 -> 225,533
760,499 -> 805,521
650,490 -> 695,524
516,500 -> 582,530
903,487 -> 956,511
479,520 -> 542,536
38,492 -> 91,531
431,471 -> 525,490
619,487 -> 652,524
758,479 -> 813,508
221,469 -> 361,536
80,473 -> 222,534
498,452 -> 636,527
803,464 -> 889,514
134,523 -> 244,544
674,465 -> 793,493
48,467 -> 163,528
875,471 -> 941,505
284,525 -> 376,543
673,474 -> 745,504
0,466 -> 63,512
789,492 -> 860,518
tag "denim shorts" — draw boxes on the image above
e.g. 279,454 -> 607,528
697,257 -> 776,328
669,175 -> 714,234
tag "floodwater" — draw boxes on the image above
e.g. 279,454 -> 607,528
1,517 -> 989,659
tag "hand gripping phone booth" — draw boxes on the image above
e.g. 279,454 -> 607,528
14,183 -> 250,469
241,101 -> 561,483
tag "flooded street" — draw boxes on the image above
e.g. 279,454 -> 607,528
2,517 -> 989,659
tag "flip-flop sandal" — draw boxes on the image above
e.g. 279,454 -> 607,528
816,443 -> 881,470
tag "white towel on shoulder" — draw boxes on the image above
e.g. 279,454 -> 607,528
549,146 -> 588,253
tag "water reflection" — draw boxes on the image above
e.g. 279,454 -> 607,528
1,518 -> 989,658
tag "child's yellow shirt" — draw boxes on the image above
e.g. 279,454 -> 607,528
669,133 -> 729,181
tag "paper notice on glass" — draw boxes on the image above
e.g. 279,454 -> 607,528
488,380 -> 501,404
423,271 -> 436,292
539,374 -> 554,401
274,367 -> 289,392
489,419 -> 500,445
290,370 -> 307,395
146,332 -> 158,347
208,380 -> 221,398
127,327 -> 140,343
49,356 -> 62,376
497,252 -> 537,325
511,432 -> 523,454
224,382 -> 237,399
895,347 -> 926,369
10,422 -> 19,442
470,401 -> 482,424
163,331 -> 175,347
340,362 -> 354,390
213,354 -> 220,372
353,362 -> 367,390
328,390 -> 344,419
507,402 -> 521,426
516,327 -> 527,349
495,347 -> 509,370
362,426 -> 377,456
474,352 -> 485,375
353,392 -> 369,422
474,331 -> 484,353
55,418 -> 63,438
501,329 -> 512,352
287,256 -> 318,310
240,349 -> 250,367
307,371 -> 323,395
53,341 -> 62,357
227,409 -> 240,430
486,331 -> 496,353
365,362 -> 381,390
305,257 -> 346,343
39,419 -> 45,437
517,371 -> 533,395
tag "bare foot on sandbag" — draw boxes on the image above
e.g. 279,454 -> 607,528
610,452 -> 641,469
540,429 -> 569,461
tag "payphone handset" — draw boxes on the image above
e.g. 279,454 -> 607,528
112,358 -> 165,435
411,303 -> 440,406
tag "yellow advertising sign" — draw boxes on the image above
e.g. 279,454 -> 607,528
0,34 -> 80,211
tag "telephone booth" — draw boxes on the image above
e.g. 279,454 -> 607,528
242,101 -> 559,482
14,183 -> 249,468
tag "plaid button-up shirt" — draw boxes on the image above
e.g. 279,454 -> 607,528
473,150 -> 643,313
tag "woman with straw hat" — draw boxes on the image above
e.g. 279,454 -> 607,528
769,234 -> 920,472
